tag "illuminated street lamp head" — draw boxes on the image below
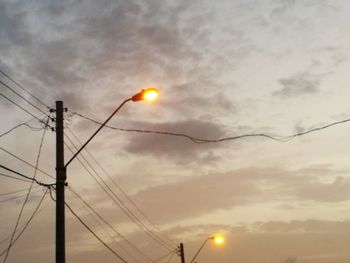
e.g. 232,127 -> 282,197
131,88 -> 159,102
211,235 -> 224,245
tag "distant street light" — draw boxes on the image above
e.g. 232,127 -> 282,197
55,87 -> 159,263
179,235 -> 225,263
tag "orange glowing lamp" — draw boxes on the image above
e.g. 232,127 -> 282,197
132,87 -> 159,102
212,235 -> 224,245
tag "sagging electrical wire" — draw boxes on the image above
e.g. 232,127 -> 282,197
68,186 -> 154,263
2,118 -> 49,263
166,252 -> 176,263
0,165 -> 55,188
0,79 -> 49,117
0,187 -> 48,257
0,172 -> 35,184
0,119 -> 45,139
67,127 -> 178,247
0,187 -> 42,204
71,111 -> 350,144
65,201 -> 129,263
0,193 -> 51,246
0,146 -> 54,179
0,186 -> 41,197
153,250 -> 178,263
64,135 -> 175,252
0,91 -> 53,130
0,69 -> 50,110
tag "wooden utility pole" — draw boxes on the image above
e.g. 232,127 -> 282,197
55,101 -> 66,263
179,243 -> 185,263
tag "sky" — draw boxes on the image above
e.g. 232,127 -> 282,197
1,0 -> 350,262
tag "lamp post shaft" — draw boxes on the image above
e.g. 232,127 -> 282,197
55,101 -> 66,263
180,243 -> 186,263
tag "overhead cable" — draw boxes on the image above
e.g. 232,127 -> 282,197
153,250 -> 178,263
0,188 -> 48,257
0,188 -> 42,204
0,172 -> 34,184
72,111 -> 350,143
0,79 -> 49,117
0,145 -> 54,179
0,119 -> 45,139
2,119 -> 49,263
0,69 -> 50,109
68,186 -> 153,263
65,201 -> 129,263
64,136 -> 175,252
0,186 -> 41,197
0,165 -> 54,187
0,91 -> 52,129
67,127 -> 178,246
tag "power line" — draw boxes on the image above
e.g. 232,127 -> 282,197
0,188 -> 48,257
71,111 -> 350,143
0,165 -> 54,187
64,140 -> 175,252
0,119 -> 44,139
70,111 -> 207,143
69,199 -> 144,263
0,187 -> 42,204
68,186 -> 154,263
65,201 -> 129,263
166,252 -> 176,263
2,121 -> 48,263
153,250 -> 178,263
0,145 -> 54,179
67,127 -> 178,247
0,172 -> 34,184
0,69 -> 50,109
0,186 -> 40,197
0,91 -> 52,129
64,135 -> 175,252
0,79 -> 49,117
0,194 -> 51,246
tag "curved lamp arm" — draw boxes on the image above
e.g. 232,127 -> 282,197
65,87 -> 158,168
65,98 -> 131,167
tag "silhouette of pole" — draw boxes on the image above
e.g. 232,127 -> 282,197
179,243 -> 185,263
55,101 -> 66,263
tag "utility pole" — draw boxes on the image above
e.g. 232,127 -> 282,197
55,101 -> 66,263
179,243 -> 185,263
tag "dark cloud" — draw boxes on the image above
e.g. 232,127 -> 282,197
274,73 -> 320,98
0,0 -> 242,116
0,1 -> 32,51
122,119 -> 228,162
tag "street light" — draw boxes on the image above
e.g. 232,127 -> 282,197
65,88 -> 159,167
189,235 -> 224,263
55,87 -> 159,263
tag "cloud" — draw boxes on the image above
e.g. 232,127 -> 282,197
274,73 -> 320,98
0,1 -> 32,51
110,165 -> 350,224
122,119 -> 228,162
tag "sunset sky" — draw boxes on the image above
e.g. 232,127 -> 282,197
1,0 -> 350,263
